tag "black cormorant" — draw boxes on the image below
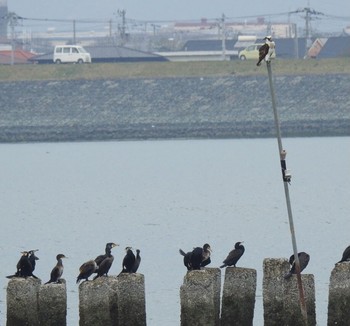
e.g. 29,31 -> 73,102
179,249 -> 192,270
7,250 -> 39,279
93,243 -> 118,280
284,252 -> 310,279
337,245 -> 350,264
28,249 -> 39,273
220,242 -> 245,268
94,243 -> 118,267
76,260 -> 98,284
45,254 -> 67,284
131,249 -> 141,273
190,243 -> 212,270
119,247 -> 136,274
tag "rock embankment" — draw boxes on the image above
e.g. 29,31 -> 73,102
1,74 -> 349,142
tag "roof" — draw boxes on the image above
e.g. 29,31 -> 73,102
317,36 -> 350,58
0,49 -> 36,64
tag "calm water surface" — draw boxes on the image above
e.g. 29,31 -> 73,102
0,137 -> 349,325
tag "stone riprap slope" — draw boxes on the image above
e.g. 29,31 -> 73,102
0,74 -> 349,142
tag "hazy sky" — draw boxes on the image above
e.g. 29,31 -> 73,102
5,0 -> 350,35
8,0 -> 350,22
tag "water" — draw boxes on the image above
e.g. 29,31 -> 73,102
0,137 -> 349,325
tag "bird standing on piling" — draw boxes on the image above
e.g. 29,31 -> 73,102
45,254 -> 67,284
256,36 -> 275,66
93,243 -> 118,280
220,242 -> 245,268
284,252 -> 310,279
76,260 -> 98,283
7,250 -> 39,279
131,249 -> 141,273
337,245 -> 350,264
190,243 -> 212,270
179,249 -> 193,270
119,247 -> 136,274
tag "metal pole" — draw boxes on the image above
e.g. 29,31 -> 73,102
266,61 -> 308,324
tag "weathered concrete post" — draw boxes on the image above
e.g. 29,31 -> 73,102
112,273 -> 146,326
221,267 -> 257,326
79,274 -> 146,326
79,277 -> 117,326
328,262 -> 350,325
38,280 -> 67,326
180,268 -> 221,326
7,277 -> 41,326
263,258 -> 316,326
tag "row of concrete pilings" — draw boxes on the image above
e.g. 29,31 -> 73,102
5,258 -> 350,326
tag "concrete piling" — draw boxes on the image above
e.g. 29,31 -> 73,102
79,274 -> 146,326
6,277 -> 41,326
113,273 -> 146,326
38,280 -> 67,326
180,268 -> 221,326
327,262 -> 350,325
263,258 -> 316,326
221,267 -> 257,326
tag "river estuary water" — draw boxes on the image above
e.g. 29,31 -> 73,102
0,136 -> 349,325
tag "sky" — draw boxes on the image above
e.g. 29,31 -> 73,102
6,0 -> 350,33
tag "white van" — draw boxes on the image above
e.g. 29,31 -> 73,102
53,45 -> 91,64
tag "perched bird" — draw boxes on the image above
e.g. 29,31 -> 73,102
190,243 -> 212,270
7,250 -> 39,279
120,247 -> 136,274
76,260 -> 98,284
284,252 -> 310,279
45,254 -> 67,284
93,243 -> 118,280
256,36 -> 275,66
94,243 -> 118,267
220,242 -> 245,268
28,250 -> 39,273
131,249 -> 141,273
337,245 -> 350,264
179,249 -> 192,271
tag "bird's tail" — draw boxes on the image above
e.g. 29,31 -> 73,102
220,264 -> 226,268
179,249 -> 186,256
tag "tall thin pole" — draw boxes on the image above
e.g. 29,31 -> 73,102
266,61 -> 308,324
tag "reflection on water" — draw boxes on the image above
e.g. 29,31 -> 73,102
0,137 -> 349,325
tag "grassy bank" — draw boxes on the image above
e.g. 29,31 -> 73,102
0,58 -> 349,81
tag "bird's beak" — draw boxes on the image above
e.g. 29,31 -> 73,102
112,243 -> 119,248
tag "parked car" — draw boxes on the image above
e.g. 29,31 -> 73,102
238,43 -> 276,61
53,45 -> 91,64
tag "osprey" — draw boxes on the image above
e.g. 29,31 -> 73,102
256,36 -> 275,66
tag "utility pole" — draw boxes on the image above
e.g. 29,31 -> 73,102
289,6 -> 323,58
220,14 -> 226,61
117,9 -> 126,45
6,12 -> 20,65
73,19 -> 76,44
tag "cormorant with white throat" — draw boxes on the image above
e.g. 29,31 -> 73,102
131,249 -> 141,273
119,247 -> 136,274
